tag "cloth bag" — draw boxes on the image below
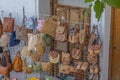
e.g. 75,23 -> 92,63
0,33 -> 10,47
16,25 -> 33,43
41,16 -> 59,38
28,33 -> 42,51
25,16 -> 35,30
9,31 -> 20,47
3,17 -> 14,32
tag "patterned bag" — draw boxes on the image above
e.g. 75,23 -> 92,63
16,25 -> 33,43
0,33 -> 10,47
56,41 -> 68,52
71,48 -> 81,60
25,16 -> 35,29
88,26 -> 102,54
87,53 -> 98,64
56,26 -> 67,41
62,52 -> 70,65
49,50 -> 60,64
28,33 -> 42,51
68,26 -> 79,43
59,64 -> 70,74
3,17 -> 14,32
41,16 -> 59,38
36,19 -> 45,31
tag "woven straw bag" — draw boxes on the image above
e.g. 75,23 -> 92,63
41,16 -> 59,38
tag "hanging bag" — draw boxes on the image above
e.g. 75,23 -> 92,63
49,50 -> 60,64
0,51 -> 12,76
71,48 -> 82,60
0,33 -> 10,47
3,13 -> 14,32
68,25 -> 79,43
12,51 -> 22,72
56,25 -> 67,41
9,31 -> 20,47
41,16 -> 59,38
16,7 -> 33,43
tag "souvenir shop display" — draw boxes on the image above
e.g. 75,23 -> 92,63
0,4 -> 102,80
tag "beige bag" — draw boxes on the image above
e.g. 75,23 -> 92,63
34,44 -> 44,56
59,64 -> 70,74
28,33 -> 42,51
49,51 -> 60,64
21,46 -> 31,58
62,52 -> 70,65
41,16 -> 59,38
0,33 -> 10,47
56,26 -> 67,41
40,62 -> 52,72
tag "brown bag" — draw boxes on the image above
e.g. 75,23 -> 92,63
41,16 -> 59,38
40,62 -> 52,72
59,64 -> 70,74
16,25 -> 33,43
31,53 -> 40,62
12,51 -> 22,72
0,65 -> 9,76
3,17 -> 14,32
71,48 -> 81,60
56,26 -> 67,41
0,20 -> 3,37
56,41 -> 68,52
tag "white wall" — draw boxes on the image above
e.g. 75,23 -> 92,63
0,0 -> 36,25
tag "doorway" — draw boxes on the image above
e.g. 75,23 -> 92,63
109,8 -> 120,80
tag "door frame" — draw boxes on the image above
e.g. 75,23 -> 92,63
108,8 -> 114,80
